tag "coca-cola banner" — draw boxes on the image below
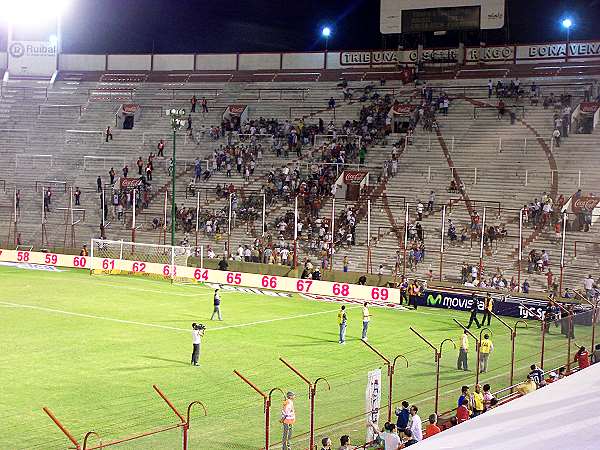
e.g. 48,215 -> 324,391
120,178 -> 143,189
579,102 -> 600,114
122,104 -> 140,114
343,170 -> 369,185
391,104 -> 416,116
228,104 -> 247,115
571,196 -> 600,214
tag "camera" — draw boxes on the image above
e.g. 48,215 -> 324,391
192,323 -> 206,331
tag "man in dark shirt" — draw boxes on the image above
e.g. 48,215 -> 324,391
211,289 -> 222,321
394,401 -> 410,434
218,257 -> 228,271
467,295 -> 481,328
529,364 -> 546,387
403,429 -> 418,446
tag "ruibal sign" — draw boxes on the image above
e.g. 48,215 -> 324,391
8,40 -> 58,76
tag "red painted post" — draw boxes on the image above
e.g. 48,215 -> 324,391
43,407 -> 81,450
540,320 -> 546,369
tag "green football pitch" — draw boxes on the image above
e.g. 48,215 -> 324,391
0,265 -> 589,450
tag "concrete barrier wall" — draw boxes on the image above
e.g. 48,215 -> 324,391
0,52 -> 7,69
195,53 -> 237,71
282,52 -> 324,70
107,54 -> 152,71
59,54 -> 106,71
238,53 -> 280,70
153,54 -> 195,71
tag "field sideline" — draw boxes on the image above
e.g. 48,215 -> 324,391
0,266 -> 586,449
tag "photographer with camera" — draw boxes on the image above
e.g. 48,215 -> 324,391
191,322 -> 205,366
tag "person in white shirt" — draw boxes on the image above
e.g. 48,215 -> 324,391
370,422 -> 401,450
237,245 -> 244,258
207,247 -> 216,259
409,406 -> 422,441
361,302 -> 370,341
191,323 -> 204,366
584,274 -> 596,299
416,202 -> 424,221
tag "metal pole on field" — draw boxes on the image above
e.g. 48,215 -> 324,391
293,196 -> 298,269
233,370 -> 283,450
410,327 -> 455,415
42,407 -> 81,449
559,212 -> 567,293
360,341 -> 408,423
491,312 -> 527,390
279,358 -> 330,450
453,319 -> 481,384
403,203 -> 409,277
478,207 -> 486,285
439,205 -> 446,281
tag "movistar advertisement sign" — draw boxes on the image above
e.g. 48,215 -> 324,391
7,40 -> 57,76
419,289 -> 592,323
425,292 -> 482,311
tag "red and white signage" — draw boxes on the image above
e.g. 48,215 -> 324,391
579,102 -> 600,114
571,196 -> 600,214
343,170 -> 369,185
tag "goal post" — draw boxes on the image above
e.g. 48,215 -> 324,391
90,238 -> 194,282
65,129 -> 104,145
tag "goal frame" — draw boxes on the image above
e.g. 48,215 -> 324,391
90,238 -> 193,282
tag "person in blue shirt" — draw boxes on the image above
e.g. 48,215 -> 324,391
522,279 -> 530,293
394,401 -> 410,434
457,385 -> 469,408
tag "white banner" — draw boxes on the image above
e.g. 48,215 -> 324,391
365,368 -> 382,443
8,40 -> 57,76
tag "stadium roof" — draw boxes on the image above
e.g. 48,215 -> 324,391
417,363 -> 600,450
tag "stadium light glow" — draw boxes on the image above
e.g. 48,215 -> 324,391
49,34 -> 58,46
561,18 -> 573,29
1,0 -> 71,25
321,26 -> 331,38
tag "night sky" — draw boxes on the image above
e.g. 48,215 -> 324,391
3,0 -> 600,54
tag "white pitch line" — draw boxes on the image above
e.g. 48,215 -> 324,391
0,301 -> 355,333
208,306 -> 361,331
0,301 -> 190,332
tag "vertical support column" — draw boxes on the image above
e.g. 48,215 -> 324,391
518,208 -> 523,290
559,212 -> 567,293
367,199 -> 372,274
329,198 -> 335,270
227,193 -> 232,258
262,193 -> 266,237
402,204 -> 409,277
478,207 -> 487,285
132,188 -> 137,243
439,205 -> 446,281
293,195 -> 298,269
195,191 -> 200,249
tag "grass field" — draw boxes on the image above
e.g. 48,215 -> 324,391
0,264 -> 591,449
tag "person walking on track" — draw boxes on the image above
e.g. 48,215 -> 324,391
467,295 -> 481,329
210,288 -> 222,320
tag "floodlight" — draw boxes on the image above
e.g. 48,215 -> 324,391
49,34 -> 58,46
561,18 -> 572,29
1,0 -> 71,25
322,26 -> 331,38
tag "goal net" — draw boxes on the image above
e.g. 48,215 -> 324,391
90,238 -> 192,281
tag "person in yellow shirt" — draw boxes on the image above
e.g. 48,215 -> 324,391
361,302 -> 370,341
483,293 -> 494,326
338,305 -> 347,344
471,384 -> 484,416
517,375 -> 537,395
457,330 -> 469,371
281,391 -> 296,450
479,334 -> 494,373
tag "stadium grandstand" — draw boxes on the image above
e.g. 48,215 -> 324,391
1,0 -> 600,449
